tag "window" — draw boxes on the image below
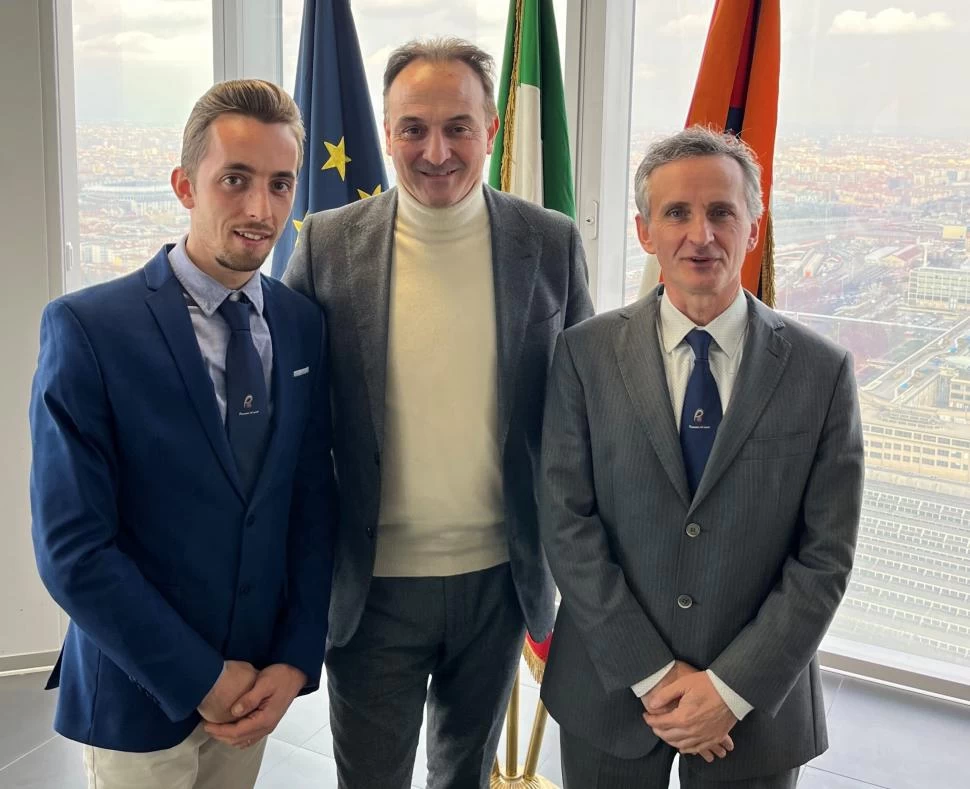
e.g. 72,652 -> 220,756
608,1 -> 970,690
773,3 -> 970,686
622,1 -> 708,305
69,0 -> 213,289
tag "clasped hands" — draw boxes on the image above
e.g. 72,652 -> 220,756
639,660 -> 737,764
197,660 -> 307,749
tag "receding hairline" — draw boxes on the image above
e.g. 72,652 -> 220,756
382,37 -> 498,120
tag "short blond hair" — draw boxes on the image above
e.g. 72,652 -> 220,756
180,79 -> 305,178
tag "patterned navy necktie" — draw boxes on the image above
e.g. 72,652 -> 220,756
680,329 -> 722,498
218,294 -> 269,495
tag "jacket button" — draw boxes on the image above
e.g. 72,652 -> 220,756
677,594 -> 693,610
686,523 -> 701,538
239,585 -> 251,596
366,527 -> 374,539
245,514 -> 256,529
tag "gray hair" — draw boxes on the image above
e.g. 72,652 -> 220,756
382,37 -> 497,120
633,125 -> 763,221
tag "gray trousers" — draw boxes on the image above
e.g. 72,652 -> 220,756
560,728 -> 799,789
326,563 -> 525,789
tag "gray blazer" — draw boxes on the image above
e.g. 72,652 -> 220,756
283,185 -> 594,647
538,286 -> 864,780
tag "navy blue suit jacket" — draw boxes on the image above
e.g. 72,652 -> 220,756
29,247 -> 336,752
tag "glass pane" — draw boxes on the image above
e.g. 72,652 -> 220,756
281,0 -> 568,186
627,1 -> 970,685
626,1 -> 710,305
776,3 -> 970,683
71,0 -> 213,288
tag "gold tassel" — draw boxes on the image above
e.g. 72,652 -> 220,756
760,210 -> 776,308
500,0 -> 524,192
521,642 -> 546,685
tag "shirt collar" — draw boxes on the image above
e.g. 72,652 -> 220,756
168,235 -> 265,317
659,287 -> 748,358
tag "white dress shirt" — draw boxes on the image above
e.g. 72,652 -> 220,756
630,287 -> 754,722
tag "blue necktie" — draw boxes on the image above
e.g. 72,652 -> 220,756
680,329 -> 722,498
218,295 -> 269,495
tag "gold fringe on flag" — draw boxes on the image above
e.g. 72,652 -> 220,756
499,0 -> 524,193
521,642 -> 546,685
760,210 -> 776,307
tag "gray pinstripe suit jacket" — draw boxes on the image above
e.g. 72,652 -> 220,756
283,185 -> 594,648
538,286 -> 864,781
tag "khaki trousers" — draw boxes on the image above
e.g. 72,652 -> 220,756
82,723 -> 267,789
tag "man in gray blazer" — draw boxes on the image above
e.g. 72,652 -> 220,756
283,37 -> 593,789
538,126 -> 864,788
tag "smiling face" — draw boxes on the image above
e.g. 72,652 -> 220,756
383,58 -> 499,208
636,154 -> 759,322
171,112 -> 299,289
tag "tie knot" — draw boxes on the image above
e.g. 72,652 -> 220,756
685,329 -> 713,361
218,294 -> 251,332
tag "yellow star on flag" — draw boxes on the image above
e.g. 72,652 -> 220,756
357,184 -> 383,200
322,137 -> 351,181
292,213 -> 307,246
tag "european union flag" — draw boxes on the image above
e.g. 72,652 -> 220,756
272,0 -> 388,278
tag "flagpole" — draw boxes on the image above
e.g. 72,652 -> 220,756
490,671 -> 558,788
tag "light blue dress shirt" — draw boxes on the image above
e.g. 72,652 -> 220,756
168,237 -> 274,423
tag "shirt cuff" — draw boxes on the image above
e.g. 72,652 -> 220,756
631,661 -> 675,698
706,669 -> 753,720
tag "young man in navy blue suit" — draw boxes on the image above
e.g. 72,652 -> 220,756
30,79 -> 336,788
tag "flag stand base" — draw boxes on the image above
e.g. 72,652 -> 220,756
490,668 -> 560,788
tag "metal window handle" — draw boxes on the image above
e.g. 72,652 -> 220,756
583,199 -> 599,240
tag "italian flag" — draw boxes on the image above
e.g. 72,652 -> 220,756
490,0 -> 571,686
488,0 -> 575,220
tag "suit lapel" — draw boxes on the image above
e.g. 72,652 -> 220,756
347,190 -> 397,453
143,248 -> 246,502
615,290 -> 691,507
249,278 -> 296,502
485,187 -> 541,453
689,293 -> 791,511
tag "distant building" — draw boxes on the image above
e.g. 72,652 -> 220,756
885,244 -> 923,267
950,370 -> 970,411
862,397 -> 970,484
908,266 -> 970,308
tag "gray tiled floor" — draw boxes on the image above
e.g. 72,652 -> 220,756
2,666 -> 969,788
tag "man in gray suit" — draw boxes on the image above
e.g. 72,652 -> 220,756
538,126 -> 864,788
283,37 -> 593,789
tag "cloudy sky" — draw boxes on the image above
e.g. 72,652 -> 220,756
71,0 -> 970,138
633,0 -> 970,136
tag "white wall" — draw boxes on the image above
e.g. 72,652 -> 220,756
0,0 -> 64,664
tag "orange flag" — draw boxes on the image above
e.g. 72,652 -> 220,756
686,0 -> 780,305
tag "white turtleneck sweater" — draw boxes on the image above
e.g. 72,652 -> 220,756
373,184 -> 509,578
